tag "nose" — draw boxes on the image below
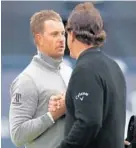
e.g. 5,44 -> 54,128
58,34 -> 65,42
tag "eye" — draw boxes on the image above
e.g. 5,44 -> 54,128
62,32 -> 66,36
51,31 -> 65,37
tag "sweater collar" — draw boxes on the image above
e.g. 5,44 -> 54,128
34,50 -> 63,70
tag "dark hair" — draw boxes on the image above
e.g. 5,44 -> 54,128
66,2 -> 106,47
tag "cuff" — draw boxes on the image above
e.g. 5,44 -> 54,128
47,112 -> 55,124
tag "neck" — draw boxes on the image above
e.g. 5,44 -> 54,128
74,41 -> 93,59
37,46 -> 63,60
37,50 -> 63,69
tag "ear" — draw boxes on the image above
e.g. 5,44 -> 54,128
35,33 -> 43,46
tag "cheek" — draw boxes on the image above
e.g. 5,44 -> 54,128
43,36 -> 53,45
67,35 -> 71,49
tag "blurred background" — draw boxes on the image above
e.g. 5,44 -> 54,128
1,1 -> 136,148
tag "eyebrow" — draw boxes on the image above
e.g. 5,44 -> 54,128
50,30 -> 65,34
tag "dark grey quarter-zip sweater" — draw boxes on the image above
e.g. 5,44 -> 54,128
9,52 -> 72,148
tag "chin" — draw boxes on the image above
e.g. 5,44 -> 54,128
55,52 -> 64,58
59,50 -> 65,55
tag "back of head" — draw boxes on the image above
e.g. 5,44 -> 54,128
66,2 -> 106,47
30,10 -> 62,38
74,2 -> 95,11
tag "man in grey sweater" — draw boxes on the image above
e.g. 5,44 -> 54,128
9,10 -> 72,148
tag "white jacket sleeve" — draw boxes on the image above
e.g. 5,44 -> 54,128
9,74 -> 54,147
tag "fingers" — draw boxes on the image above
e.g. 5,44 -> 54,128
48,102 -> 58,112
124,140 -> 130,145
48,107 -> 56,112
49,99 -> 58,106
48,93 -> 65,112
50,95 -> 61,101
48,96 -> 60,112
49,100 -> 60,108
49,95 -> 60,111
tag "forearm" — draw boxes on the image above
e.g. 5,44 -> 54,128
10,112 -> 54,147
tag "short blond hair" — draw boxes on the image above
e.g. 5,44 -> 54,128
30,10 -> 62,37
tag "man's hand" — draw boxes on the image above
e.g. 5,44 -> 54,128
48,94 -> 66,121
124,140 -> 131,146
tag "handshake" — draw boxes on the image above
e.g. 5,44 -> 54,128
48,93 -> 66,121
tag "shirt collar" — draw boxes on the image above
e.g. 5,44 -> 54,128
78,47 -> 101,59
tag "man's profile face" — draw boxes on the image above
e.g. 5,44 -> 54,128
38,20 -> 65,59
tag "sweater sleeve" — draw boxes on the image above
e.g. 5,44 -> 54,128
58,67 -> 104,148
9,74 -> 54,147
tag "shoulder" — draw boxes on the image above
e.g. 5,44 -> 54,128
73,62 -> 93,76
10,72 -> 36,92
